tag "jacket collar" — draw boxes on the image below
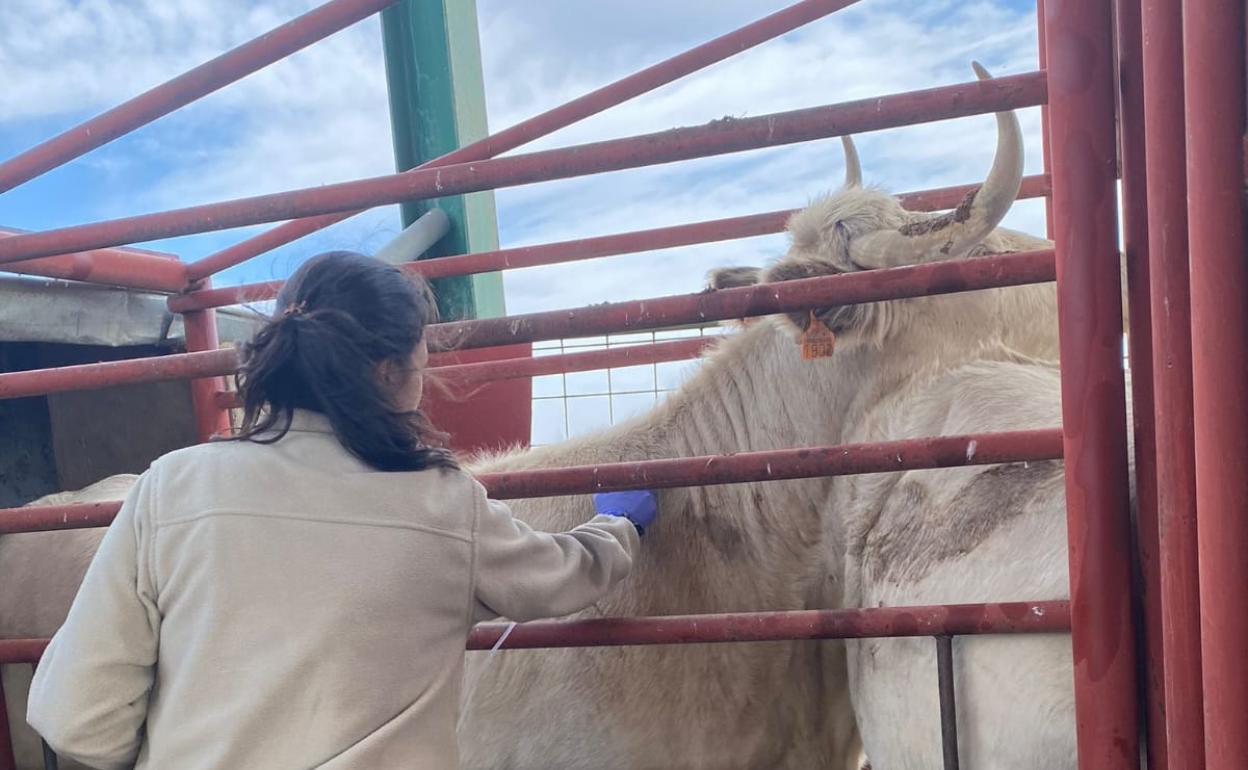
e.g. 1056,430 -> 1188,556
286,409 -> 335,434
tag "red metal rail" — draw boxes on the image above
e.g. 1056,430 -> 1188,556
0,640 -> 45,666
480,429 -> 1063,497
0,428 -> 1064,534
0,499 -> 123,534
0,228 -> 187,292
1184,1 -> 1248,766
0,600 -> 1071,665
0,0 -> 403,194
0,250 -> 1055,400
169,175 -> 1052,314
430,250 -> 1056,351
0,74 -> 1047,265
181,296 -> 231,441
1142,0 -> 1203,765
469,600 -> 1073,650
1037,0 -> 1055,239
413,337 -> 710,385
1044,1 -> 1141,766
0,349 -> 238,400
1115,0 -> 1168,765
213,337 -> 716,409
0,338 -> 714,403
180,0 -> 864,282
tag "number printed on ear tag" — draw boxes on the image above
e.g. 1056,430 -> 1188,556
800,311 -> 836,360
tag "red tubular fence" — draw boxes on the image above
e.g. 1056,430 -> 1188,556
0,428 -> 1064,535
1037,0 -> 1055,240
5,0 -> 1236,763
214,337 -> 717,409
180,0 -> 864,282
0,337 -> 711,404
0,0 -> 404,193
1142,0 -> 1203,765
1184,1 -> 1248,766
1114,0 -> 1167,765
479,429 -> 1063,498
0,349 -> 238,400
467,601 -> 1073,650
0,74 -> 1047,265
0,641 -> 46,666
0,600 -> 1071,664
169,175 -> 1052,313
413,337 -> 711,385
182,279 -> 232,441
1044,1 -> 1141,766
0,337 -> 711,403
430,250 -> 1056,351
0,500 -> 122,535
0,229 -> 187,293
0,251 -> 1054,400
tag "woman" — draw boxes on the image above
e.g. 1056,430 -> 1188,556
27,251 -> 657,769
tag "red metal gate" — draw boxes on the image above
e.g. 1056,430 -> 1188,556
0,1 -> 1243,768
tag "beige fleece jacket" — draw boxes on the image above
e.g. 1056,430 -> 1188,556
27,410 -> 638,770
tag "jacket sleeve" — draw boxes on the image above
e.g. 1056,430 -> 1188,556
27,469 -> 162,770
470,481 -> 640,623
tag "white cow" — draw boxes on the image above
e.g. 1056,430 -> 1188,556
2,63 -> 1076,769
724,260 -> 1077,768
718,68 -> 1125,769
2,475 -> 138,770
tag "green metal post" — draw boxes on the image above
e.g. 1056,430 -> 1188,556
380,0 -> 504,321
379,1 -> 529,455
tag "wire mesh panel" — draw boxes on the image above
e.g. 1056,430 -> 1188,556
530,326 -> 726,446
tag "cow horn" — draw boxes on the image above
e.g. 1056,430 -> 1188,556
842,135 -> 862,188
846,61 -> 1023,268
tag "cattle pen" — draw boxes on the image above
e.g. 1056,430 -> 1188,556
0,1 -> 1244,769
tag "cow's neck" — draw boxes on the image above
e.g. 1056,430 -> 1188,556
466,308 -> 1014,615
477,323 -> 855,482
465,323 -> 835,613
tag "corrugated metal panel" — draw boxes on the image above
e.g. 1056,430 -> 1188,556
0,275 -> 259,346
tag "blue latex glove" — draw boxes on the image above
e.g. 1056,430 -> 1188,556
593,490 -> 658,535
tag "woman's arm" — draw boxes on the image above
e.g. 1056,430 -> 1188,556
27,470 -> 161,770
470,484 -> 657,622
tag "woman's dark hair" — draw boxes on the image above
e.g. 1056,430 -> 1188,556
230,250 -> 457,472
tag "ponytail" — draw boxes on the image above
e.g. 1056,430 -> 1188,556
228,251 -> 456,473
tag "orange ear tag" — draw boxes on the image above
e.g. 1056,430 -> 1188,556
800,311 -> 836,360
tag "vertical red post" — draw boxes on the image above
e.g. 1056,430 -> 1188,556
1184,1 -> 1248,767
1141,0 -> 1205,765
1037,0 -> 1055,239
1043,1 -> 1141,767
1115,1 -> 1168,766
182,280 -> 231,441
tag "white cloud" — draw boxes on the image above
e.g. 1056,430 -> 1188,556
0,1 -> 331,122
1,1 -> 393,209
473,0 -> 1045,313
0,0 -> 1047,313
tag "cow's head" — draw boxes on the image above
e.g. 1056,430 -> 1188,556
709,62 -> 1024,349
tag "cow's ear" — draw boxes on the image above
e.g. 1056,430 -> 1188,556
705,266 -> 763,291
763,256 -> 831,285
762,256 -> 873,341
706,266 -> 764,329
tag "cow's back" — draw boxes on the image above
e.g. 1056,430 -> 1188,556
837,360 -> 1076,769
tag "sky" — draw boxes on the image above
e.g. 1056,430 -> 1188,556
0,0 -> 1046,311
0,0 -> 1048,439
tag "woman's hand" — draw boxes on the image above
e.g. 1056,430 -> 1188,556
592,490 -> 658,535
